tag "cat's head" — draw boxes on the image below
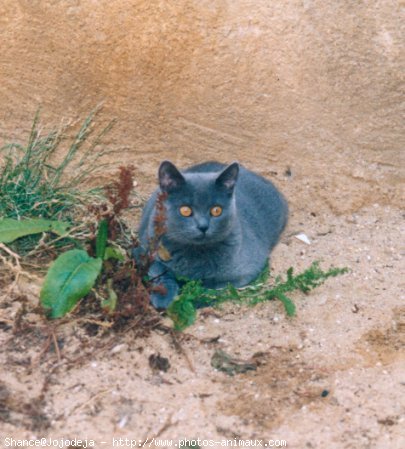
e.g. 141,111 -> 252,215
157,161 -> 239,245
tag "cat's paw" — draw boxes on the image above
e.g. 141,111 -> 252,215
150,276 -> 179,309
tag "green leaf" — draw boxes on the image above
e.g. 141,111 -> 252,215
104,245 -> 125,261
228,284 -> 240,300
167,293 -> 197,331
40,249 -> 102,318
95,219 -> 108,259
275,292 -> 296,316
0,218 -> 70,243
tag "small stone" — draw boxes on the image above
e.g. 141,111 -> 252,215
111,343 -> 128,354
295,233 -> 311,245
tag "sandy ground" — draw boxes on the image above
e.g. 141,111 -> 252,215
0,157 -> 403,449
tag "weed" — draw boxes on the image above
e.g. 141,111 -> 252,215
132,190 -> 168,281
168,262 -> 348,331
39,165 -> 148,320
0,108 -> 117,257
0,108 -> 110,221
0,111 -> 151,327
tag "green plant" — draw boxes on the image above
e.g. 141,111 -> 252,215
0,109 -> 142,320
38,214 -> 130,318
0,107 -> 111,222
40,248 -> 103,318
167,262 -> 348,331
0,215 -> 116,318
0,218 -> 70,243
37,164 -> 140,318
36,160 -> 148,319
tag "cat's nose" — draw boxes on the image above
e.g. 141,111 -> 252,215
197,223 -> 209,233
196,218 -> 209,233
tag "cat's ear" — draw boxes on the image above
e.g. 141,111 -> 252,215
159,161 -> 185,192
216,162 -> 239,192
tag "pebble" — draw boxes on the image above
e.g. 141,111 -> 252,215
295,233 -> 311,245
111,343 -> 128,354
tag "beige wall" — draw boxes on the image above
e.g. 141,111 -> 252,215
0,0 -> 403,212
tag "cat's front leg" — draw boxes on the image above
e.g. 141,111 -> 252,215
148,261 -> 179,309
132,247 -> 179,309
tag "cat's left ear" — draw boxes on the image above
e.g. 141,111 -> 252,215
159,160 -> 185,192
216,162 -> 239,192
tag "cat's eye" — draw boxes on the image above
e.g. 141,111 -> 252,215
210,206 -> 223,217
179,206 -> 193,217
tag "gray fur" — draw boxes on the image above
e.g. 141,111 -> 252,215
137,161 -> 288,308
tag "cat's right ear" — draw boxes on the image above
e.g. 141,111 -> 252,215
216,162 -> 239,193
159,161 -> 185,192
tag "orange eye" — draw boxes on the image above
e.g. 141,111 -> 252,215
210,206 -> 223,217
179,206 -> 193,217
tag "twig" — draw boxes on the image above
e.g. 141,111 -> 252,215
66,389 -> 111,418
24,225 -> 90,258
0,243 -> 39,288
51,329 -> 62,364
170,330 -> 195,373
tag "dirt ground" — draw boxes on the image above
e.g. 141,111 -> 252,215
0,154 -> 404,449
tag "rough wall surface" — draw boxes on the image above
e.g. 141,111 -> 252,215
0,0 -> 403,211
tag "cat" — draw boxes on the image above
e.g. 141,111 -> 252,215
135,161 -> 288,309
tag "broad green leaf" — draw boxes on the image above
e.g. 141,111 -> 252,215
0,218 -> 70,243
95,219 -> 108,259
40,249 -> 102,318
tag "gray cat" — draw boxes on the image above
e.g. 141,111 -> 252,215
136,161 -> 288,308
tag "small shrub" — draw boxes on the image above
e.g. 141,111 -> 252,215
168,262 -> 349,331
